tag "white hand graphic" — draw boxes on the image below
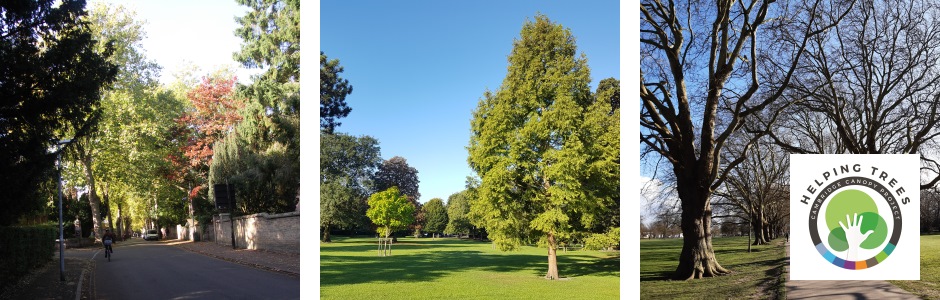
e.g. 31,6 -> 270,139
839,213 -> 874,261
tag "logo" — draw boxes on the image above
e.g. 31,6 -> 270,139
791,155 -> 919,280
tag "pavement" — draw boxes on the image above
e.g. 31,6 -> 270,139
2,237 -> 299,299
785,241 -> 919,299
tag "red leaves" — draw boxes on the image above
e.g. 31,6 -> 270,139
166,75 -> 244,182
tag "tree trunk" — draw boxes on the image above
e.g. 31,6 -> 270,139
104,186 -> 113,233
546,232 -> 560,280
673,187 -> 729,280
80,153 -> 103,242
322,224 -> 332,242
751,216 -> 767,245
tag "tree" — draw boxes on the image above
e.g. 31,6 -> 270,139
320,51 -> 352,134
468,15 -> 619,280
171,73 -> 244,213
317,132 -> 382,241
69,2 -> 174,240
373,156 -> 420,200
366,187 -> 415,256
422,198 -> 448,237
372,156 -> 422,235
713,137 -> 789,245
765,0 -> 940,189
596,77 -> 620,113
320,182 -> 364,242
0,0 -> 117,225
445,190 -> 472,237
227,0 -> 300,215
640,0 -> 849,279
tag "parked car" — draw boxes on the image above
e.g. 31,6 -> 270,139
143,230 -> 159,241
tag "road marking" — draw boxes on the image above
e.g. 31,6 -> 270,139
91,249 -> 100,260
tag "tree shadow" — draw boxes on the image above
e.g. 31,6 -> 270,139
321,245 -> 618,285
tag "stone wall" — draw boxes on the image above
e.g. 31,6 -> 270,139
213,212 -> 299,254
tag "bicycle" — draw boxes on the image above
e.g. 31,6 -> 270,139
104,239 -> 113,262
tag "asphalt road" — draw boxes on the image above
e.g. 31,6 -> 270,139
91,240 -> 300,300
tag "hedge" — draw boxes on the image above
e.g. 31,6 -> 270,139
0,225 -> 57,289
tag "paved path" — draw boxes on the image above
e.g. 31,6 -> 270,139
93,239 -> 299,299
785,242 -> 919,299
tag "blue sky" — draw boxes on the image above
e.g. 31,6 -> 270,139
321,0 -> 620,204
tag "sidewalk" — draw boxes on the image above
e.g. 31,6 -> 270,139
0,254 -> 93,300
171,240 -> 300,277
785,241 -> 918,299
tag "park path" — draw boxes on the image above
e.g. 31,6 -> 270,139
785,241 -> 918,299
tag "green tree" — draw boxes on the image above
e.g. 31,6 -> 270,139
467,15 -> 618,280
317,132 -> 382,241
216,0 -> 300,215
422,198 -> 447,237
320,181 -> 363,242
367,187 -> 415,239
73,2 -> 177,239
320,51 -> 353,134
0,0 -> 117,225
444,190 -> 472,237
372,156 -> 422,234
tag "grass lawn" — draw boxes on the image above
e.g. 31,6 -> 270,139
890,235 -> 940,299
320,237 -> 619,299
640,236 -> 787,299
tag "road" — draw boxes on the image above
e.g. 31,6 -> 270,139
83,239 -> 299,300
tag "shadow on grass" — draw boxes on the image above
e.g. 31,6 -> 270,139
321,242 -> 618,285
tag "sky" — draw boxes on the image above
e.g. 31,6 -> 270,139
94,0 -> 261,84
321,0 -> 620,204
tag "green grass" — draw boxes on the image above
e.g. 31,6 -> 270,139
320,237 -> 620,300
890,235 -> 940,299
640,237 -> 787,300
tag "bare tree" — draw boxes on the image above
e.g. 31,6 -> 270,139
640,0 -> 851,279
766,0 -> 940,189
714,137 -> 789,245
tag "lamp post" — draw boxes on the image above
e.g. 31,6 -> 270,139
54,139 -> 71,281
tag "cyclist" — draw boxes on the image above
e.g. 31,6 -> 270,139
102,229 -> 116,255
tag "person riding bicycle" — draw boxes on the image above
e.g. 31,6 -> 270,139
103,229 -> 116,254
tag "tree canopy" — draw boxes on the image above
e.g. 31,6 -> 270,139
0,0 -> 117,225
422,198 -> 447,235
366,187 -> 415,239
467,14 -> 618,280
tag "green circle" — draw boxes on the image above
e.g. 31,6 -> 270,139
825,189 -> 877,231
858,211 -> 888,249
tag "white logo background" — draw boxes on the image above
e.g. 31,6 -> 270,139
790,154 -> 919,280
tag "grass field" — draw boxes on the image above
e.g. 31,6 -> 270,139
890,235 -> 940,299
640,236 -> 787,299
320,237 -> 620,299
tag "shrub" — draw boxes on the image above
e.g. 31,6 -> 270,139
0,225 -> 57,290
584,227 -> 620,251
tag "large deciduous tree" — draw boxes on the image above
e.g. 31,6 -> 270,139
372,156 -> 422,234
468,15 -> 618,280
0,0 -> 117,225
318,132 -> 382,242
766,0 -> 940,189
640,0 -> 850,279
444,190 -> 472,237
422,198 -> 448,237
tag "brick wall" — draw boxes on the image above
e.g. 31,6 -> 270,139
213,212 -> 300,254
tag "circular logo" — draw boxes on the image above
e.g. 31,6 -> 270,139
809,177 -> 902,270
